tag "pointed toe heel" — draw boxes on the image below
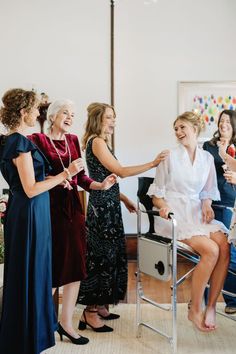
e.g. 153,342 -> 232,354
57,322 -> 89,345
79,309 -> 113,333
99,313 -> 120,320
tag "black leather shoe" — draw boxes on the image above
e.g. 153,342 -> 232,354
99,313 -> 120,320
78,310 -> 113,332
57,322 -> 89,345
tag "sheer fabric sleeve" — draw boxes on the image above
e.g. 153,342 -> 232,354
147,156 -> 169,198
199,154 -> 220,200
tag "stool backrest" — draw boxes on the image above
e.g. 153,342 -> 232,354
137,177 -> 155,234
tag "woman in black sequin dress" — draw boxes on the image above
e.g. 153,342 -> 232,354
77,102 -> 169,332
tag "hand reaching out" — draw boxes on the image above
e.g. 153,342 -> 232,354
100,174 -> 117,190
152,150 -> 169,167
68,158 -> 84,177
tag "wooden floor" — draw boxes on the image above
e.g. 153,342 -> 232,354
127,260 -> 192,304
58,260 -> 223,305
126,260 -> 223,304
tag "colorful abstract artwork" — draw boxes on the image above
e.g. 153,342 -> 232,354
178,81 -> 236,142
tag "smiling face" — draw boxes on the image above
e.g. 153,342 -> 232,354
174,118 -> 197,147
52,105 -> 74,134
101,107 -> 116,136
218,113 -> 233,141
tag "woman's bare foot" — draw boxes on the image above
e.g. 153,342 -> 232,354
188,309 -> 214,332
204,306 -> 217,330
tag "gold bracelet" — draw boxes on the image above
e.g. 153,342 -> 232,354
64,168 -> 72,181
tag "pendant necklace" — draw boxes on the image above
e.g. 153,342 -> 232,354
48,134 -> 72,171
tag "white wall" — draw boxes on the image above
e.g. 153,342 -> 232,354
0,0 -> 110,188
115,0 -> 236,233
1,0 -> 236,233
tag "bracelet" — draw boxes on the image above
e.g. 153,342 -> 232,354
64,168 -> 72,181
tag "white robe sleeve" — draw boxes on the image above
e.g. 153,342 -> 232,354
199,154 -> 221,201
147,156 -> 169,198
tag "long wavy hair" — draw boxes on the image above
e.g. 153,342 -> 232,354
81,102 -> 116,151
209,109 -> 236,146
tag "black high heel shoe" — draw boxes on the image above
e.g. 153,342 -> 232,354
78,309 -> 113,332
99,312 -> 120,320
97,305 -> 120,320
57,322 -> 89,345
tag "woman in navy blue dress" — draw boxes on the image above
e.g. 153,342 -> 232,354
203,109 -> 236,314
0,88 -> 84,354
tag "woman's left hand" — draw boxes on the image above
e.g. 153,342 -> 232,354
123,198 -> 137,213
101,174 -> 117,190
201,199 -> 214,223
224,170 -> 236,185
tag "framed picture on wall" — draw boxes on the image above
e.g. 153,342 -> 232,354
178,81 -> 236,143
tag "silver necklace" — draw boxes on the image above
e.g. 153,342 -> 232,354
49,134 -> 72,170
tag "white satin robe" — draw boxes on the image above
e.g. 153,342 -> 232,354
147,144 -> 229,241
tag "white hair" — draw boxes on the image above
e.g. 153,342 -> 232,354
47,99 -> 75,126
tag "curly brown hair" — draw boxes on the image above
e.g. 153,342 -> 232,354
0,88 -> 39,130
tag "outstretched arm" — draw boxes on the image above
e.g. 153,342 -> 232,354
92,137 -> 169,178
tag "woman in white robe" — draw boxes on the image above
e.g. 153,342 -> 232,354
148,111 -> 230,332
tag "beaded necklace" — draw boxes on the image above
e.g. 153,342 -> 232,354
48,134 -> 72,170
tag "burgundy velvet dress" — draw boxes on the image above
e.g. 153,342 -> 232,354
29,133 -> 93,287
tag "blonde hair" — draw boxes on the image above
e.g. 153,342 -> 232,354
82,102 -> 116,150
0,88 -> 39,130
173,111 -> 205,136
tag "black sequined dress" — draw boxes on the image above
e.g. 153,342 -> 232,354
78,138 -> 127,305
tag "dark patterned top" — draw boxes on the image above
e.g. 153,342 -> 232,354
78,137 -> 127,305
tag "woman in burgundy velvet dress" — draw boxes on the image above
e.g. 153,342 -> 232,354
29,99 -> 116,345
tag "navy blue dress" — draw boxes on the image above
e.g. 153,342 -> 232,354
203,140 -> 236,307
0,133 -> 56,354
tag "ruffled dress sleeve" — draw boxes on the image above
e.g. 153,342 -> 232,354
0,133 -> 37,161
147,156 -> 169,198
199,153 -> 220,201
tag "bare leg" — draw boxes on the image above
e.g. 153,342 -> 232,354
205,232 -> 230,329
182,236 -> 219,332
60,281 -> 80,338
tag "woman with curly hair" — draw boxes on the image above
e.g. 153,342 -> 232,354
0,88 -> 85,354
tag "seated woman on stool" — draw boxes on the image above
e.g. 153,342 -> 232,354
148,111 -> 230,332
